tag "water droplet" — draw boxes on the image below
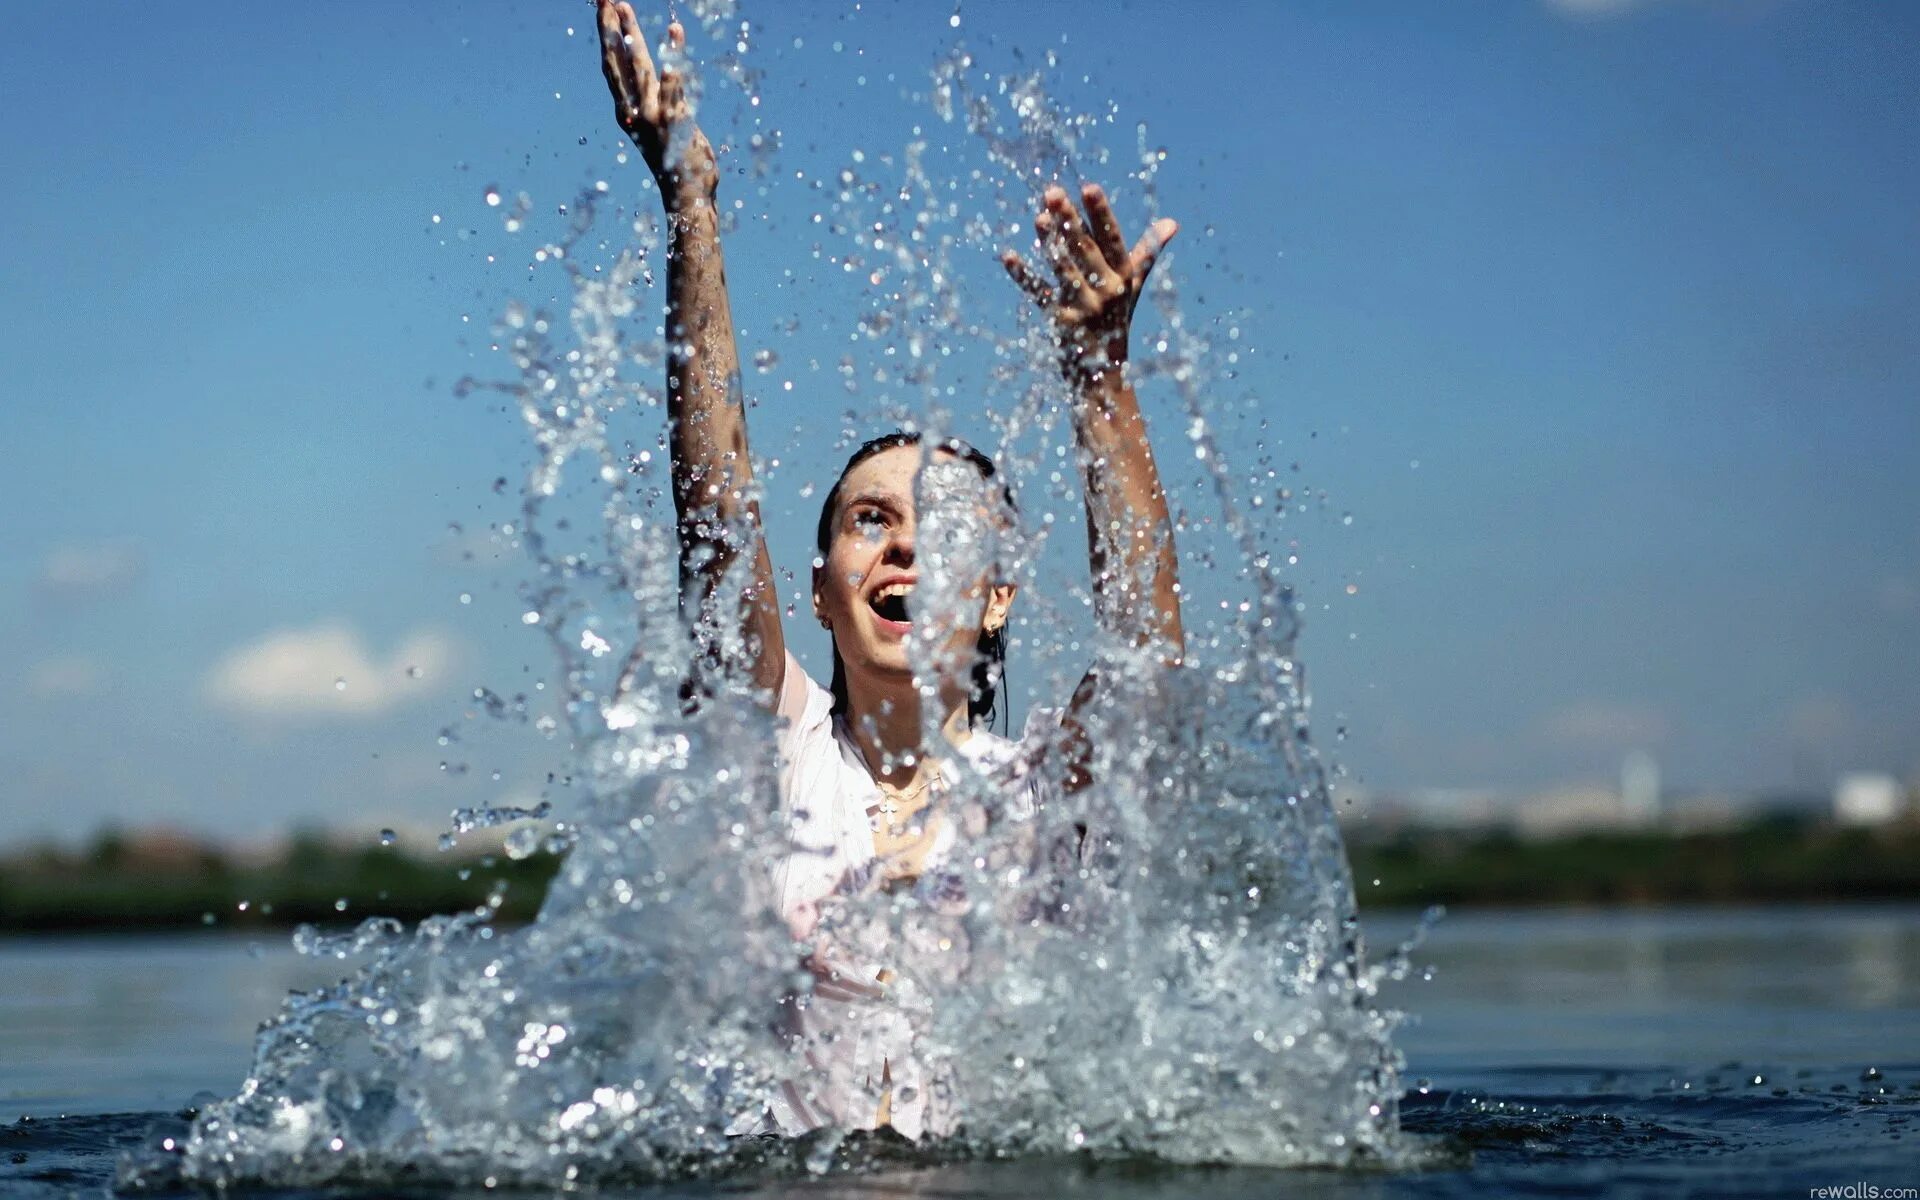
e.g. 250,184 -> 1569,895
504,825 -> 544,860
379,829 -> 397,847
484,186 -> 501,208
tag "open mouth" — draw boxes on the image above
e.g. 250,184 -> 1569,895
867,582 -> 913,627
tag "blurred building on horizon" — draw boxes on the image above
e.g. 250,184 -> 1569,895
1334,753 -> 1916,841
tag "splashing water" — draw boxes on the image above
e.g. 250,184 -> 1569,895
124,12 -> 1413,1191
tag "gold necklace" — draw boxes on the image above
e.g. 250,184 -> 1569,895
868,772 -> 938,837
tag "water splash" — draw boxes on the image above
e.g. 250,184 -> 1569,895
122,12 -> 1412,1191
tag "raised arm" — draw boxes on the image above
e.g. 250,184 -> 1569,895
1004,183 -> 1184,789
597,1 -> 784,704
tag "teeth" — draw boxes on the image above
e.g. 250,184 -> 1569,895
868,581 -> 913,624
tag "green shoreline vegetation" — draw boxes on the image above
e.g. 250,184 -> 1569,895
1348,816 -> 1920,908
2,818 -> 1918,934
0,833 -> 558,934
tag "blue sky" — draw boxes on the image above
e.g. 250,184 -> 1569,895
2,0 -> 1916,845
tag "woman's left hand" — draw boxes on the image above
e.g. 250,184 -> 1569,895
1002,183 -> 1178,383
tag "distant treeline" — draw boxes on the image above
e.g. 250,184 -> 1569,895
0,833 -> 558,933
1,817 -> 1917,933
1350,816 -> 1920,908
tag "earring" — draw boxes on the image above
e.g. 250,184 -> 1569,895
819,616 -> 831,630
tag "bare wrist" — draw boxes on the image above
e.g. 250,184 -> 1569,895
663,193 -> 721,235
658,166 -> 719,216
1064,333 -> 1131,388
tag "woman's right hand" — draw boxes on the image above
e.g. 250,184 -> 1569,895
595,0 -> 717,211
1002,183 -> 1177,384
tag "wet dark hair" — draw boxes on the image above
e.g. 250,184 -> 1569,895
814,431 -> 1016,733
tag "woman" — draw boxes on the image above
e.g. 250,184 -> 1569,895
595,1 -> 1185,1139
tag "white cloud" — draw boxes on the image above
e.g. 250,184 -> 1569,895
37,541 -> 145,600
1542,700 -> 1670,748
204,622 -> 456,717
27,657 -> 104,698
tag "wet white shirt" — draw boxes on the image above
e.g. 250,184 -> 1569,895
752,650 -> 1043,1141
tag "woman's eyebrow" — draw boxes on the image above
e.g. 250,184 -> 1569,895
841,490 -> 906,515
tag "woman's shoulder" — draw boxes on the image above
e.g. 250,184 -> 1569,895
776,651 -> 836,741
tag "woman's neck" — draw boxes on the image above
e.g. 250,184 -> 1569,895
841,673 -> 971,789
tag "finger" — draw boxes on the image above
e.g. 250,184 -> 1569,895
1036,208 -> 1088,297
658,24 -> 689,124
1080,183 -> 1130,276
1129,217 -> 1180,282
659,67 -> 685,124
1045,185 -> 1110,288
616,3 -> 659,117
1000,249 -> 1055,308
597,1 -> 636,115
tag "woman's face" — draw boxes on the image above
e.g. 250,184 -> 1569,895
812,443 -> 1015,695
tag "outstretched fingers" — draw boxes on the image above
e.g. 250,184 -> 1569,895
1004,186 -> 1177,326
1036,206 -> 1089,298
1045,185 -> 1112,290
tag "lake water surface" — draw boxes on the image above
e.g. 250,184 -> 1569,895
4,903 -> 1916,1196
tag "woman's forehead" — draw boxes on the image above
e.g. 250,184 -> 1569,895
838,443 -> 968,498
